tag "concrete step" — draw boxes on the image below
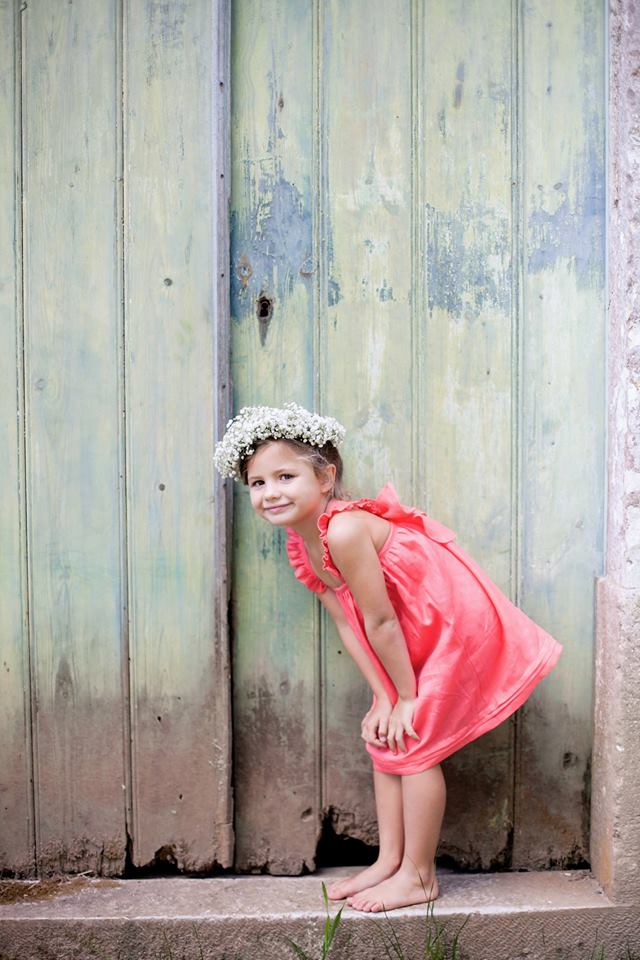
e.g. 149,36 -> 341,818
1,867 -> 639,960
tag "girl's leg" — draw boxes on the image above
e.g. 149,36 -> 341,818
347,763 -> 446,912
326,770 -> 404,900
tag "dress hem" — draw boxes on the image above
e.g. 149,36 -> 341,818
369,635 -> 563,775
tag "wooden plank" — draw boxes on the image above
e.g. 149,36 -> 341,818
422,0 -> 516,869
514,0 -> 605,867
0,0 -> 35,877
125,0 -> 232,871
230,0 -> 319,873
212,0 -> 234,870
320,0 -> 414,847
21,0 -> 126,875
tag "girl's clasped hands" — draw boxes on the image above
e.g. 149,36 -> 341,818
361,694 -> 421,755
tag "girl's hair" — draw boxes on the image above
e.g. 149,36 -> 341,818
240,437 -> 348,500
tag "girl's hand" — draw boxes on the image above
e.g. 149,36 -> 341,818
386,697 -> 420,754
361,694 -> 393,748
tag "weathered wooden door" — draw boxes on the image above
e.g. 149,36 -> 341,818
1,0 -> 231,877
230,0 -> 605,873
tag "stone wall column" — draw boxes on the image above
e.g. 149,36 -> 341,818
590,0 -> 640,903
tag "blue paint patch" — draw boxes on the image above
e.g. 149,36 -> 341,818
324,215 -> 342,306
229,45 -> 344,324
377,281 -> 395,302
328,278 -> 342,307
231,167 -> 312,310
425,203 -> 511,316
527,118 -> 604,287
527,131 -> 604,286
230,57 -> 316,335
527,198 -> 598,281
454,61 -> 465,109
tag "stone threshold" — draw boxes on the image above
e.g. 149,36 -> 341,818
1,867 -> 639,959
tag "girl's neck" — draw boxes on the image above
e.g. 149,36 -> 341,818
289,494 -> 335,545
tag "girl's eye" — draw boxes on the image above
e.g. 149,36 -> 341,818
279,473 -> 294,480
250,479 -> 264,487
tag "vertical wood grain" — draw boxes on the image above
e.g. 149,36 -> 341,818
230,0 -> 320,874
514,0 -> 605,867
229,0 -> 605,874
21,0 -> 126,875
320,0 -> 414,846
0,0 -> 35,877
124,0 -> 233,871
422,0 -> 516,869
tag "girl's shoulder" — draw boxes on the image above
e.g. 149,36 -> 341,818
321,483 -> 457,548
323,506 -> 391,558
285,484 -> 458,594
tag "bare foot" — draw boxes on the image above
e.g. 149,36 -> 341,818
347,867 -> 439,913
325,859 -> 401,901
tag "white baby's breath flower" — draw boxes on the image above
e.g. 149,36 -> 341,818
214,402 -> 346,480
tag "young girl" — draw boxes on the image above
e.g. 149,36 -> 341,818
214,402 -> 563,914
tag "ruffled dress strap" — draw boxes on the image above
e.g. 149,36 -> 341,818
285,528 -> 327,594
317,482 -> 457,581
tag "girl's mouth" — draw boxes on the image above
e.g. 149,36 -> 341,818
265,503 -> 291,513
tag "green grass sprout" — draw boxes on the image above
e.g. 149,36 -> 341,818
285,880 -> 345,960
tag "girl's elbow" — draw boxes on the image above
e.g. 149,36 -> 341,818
365,613 -> 399,636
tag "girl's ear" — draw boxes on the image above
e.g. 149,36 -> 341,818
320,463 -> 337,495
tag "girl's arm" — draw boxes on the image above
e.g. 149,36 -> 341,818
318,587 -> 390,700
318,588 -> 393,749
324,511 -> 421,754
324,512 -> 417,700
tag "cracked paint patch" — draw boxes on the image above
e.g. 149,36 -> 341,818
425,201 -> 511,316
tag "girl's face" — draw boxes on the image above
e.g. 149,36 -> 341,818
246,440 -> 335,529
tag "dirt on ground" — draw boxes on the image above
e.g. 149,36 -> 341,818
0,876 -> 122,905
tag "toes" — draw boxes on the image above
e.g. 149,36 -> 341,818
350,890 -> 379,911
327,882 -> 350,900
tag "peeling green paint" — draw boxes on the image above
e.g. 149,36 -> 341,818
426,201 -> 511,316
230,167 -> 312,313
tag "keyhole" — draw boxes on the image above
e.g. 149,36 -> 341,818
256,294 -> 274,346
257,296 -> 273,321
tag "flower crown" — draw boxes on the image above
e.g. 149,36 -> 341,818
214,402 -> 346,480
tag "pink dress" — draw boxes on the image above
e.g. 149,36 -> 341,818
286,483 -> 563,775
